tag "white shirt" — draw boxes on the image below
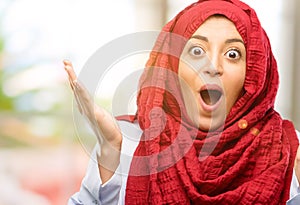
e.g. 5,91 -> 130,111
68,120 -> 300,205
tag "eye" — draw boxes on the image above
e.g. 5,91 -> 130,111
225,49 -> 241,60
189,46 -> 205,57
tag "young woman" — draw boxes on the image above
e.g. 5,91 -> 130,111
64,0 -> 300,204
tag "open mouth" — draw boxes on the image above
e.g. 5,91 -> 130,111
199,85 -> 223,108
200,89 -> 222,105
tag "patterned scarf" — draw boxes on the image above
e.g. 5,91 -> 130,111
124,0 -> 299,204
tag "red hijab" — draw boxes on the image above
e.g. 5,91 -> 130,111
124,0 -> 299,204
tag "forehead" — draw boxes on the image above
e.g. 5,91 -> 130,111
193,16 -> 242,39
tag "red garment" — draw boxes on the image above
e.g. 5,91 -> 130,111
125,0 -> 299,204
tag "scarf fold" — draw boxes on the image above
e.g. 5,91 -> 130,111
124,0 -> 299,204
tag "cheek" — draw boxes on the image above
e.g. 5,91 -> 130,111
225,72 -> 245,108
178,61 -> 197,86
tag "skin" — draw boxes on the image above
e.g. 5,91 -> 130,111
63,16 -> 300,185
63,60 -> 122,183
178,16 -> 246,131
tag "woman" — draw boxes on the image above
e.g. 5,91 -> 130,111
65,0 -> 300,204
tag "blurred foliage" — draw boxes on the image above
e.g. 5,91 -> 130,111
0,71 -> 14,111
0,0 -> 119,149
0,14 -> 74,148
0,2 -> 14,111
0,85 -> 12,111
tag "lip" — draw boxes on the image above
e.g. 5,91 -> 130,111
199,84 -> 223,112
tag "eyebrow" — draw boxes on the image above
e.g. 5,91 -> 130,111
191,35 -> 208,42
225,38 -> 245,45
190,35 -> 245,45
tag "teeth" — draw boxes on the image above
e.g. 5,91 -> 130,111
200,90 -> 222,105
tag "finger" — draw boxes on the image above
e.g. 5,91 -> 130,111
73,80 -> 92,106
63,60 -> 121,146
72,80 -> 95,117
65,65 -> 77,83
63,59 -> 71,65
72,87 -> 84,114
63,60 -> 107,141
63,60 -> 77,82
69,79 -> 75,90
63,60 -> 76,91
70,82 -> 86,112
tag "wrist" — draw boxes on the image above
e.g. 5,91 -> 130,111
98,141 -> 121,171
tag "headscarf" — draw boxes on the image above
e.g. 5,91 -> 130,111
124,0 -> 299,204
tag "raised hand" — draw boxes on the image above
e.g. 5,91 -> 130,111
63,60 -> 122,182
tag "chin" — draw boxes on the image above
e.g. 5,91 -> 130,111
197,116 -> 226,132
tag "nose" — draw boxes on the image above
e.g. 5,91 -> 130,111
201,56 -> 223,77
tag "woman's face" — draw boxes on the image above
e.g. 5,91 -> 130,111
178,16 -> 246,131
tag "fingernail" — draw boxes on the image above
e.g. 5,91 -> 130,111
63,59 -> 70,64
